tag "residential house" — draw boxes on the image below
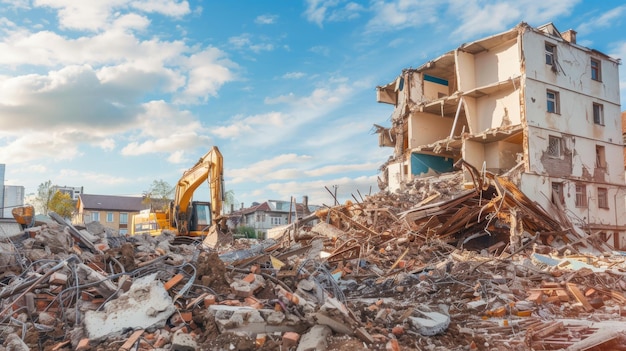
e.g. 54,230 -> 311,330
375,22 -> 626,248
229,196 -> 316,238
74,194 -> 146,235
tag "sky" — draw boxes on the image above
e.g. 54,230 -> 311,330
1,0 -> 625,210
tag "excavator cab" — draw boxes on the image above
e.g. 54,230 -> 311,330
189,201 -> 212,233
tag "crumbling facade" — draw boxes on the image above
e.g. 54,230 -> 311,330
375,22 -> 626,248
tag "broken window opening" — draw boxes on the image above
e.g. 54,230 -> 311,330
575,184 -> 587,207
597,187 -> 609,209
551,182 -> 564,205
545,42 -> 556,66
593,103 -> 604,125
591,58 -> 602,81
595,145 -> 606,169
547,90 -> 560,114
547,135 -> 562,158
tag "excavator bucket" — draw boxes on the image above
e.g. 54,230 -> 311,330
201,218 -> 233,249
12,205 -> 35,229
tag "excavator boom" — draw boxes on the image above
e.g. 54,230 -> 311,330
170,146 -> 225,236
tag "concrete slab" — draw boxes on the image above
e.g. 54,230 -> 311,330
84,273 -> 175,340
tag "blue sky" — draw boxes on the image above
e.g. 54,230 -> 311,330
1,0 -> 625,209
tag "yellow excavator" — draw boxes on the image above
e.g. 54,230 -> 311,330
130,146 -> 230,247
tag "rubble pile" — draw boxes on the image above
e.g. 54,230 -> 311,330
2,167 -> 626,350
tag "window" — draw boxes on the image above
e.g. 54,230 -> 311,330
547,136 -> 562,157
270,216 -> 282,225
551,182 -> 564,205
92,212 -> 100,222
120,213 -> 128,224
596,145 -> 606,168
547,90 -> 560,113
591,58 -> 602,81
575,184 -> 587,207
106,212 -> 114,222
593,103 -> 604,125
597,187 -> 608,208
545,42 -> 556,66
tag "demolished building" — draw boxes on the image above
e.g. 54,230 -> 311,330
375,22 -> 626,249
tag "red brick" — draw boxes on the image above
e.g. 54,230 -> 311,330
242,273 -> 256,284
204,294 -> 217,307
282,332 -> 300,349
164,273 -> 185,291
76,338 -> 90,351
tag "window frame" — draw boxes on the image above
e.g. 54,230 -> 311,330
551,182 -> 564,205
120,212 -> 128,225
545,42 -> 556,66
575,184 -> 587,207
597,187 -> 609,209
546,89 -> 560,114
92,212 -> 100,222
595,145 -> 606,169
106,212 -> 114,222
591,58 -> 602,81
547,135 -> 562,158
593,103 -> 604,125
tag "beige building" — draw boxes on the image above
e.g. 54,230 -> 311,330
74,194 -> 146,235
375,22 -> 626,249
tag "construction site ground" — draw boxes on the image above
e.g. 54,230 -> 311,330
2,169 -> 626,351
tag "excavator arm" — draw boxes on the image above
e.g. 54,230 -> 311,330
170,146 -> 224,235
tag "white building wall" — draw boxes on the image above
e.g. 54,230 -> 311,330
3,186 -> 25,218
474,40 -> 520,87
474,89 -> 521,131
522,30 -> 621,104
408,112 -> 453,148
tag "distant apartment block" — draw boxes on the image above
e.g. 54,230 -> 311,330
52,185 -> 83,201
375,22 -> 626,248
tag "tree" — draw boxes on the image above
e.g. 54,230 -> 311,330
35,180 -> 55,215
49,191 -> 75,219
143,179 -> 174,211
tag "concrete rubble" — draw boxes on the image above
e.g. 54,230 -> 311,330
2,167 -> 626,350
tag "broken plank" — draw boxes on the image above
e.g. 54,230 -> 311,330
566,283 -> 594,312
120,329 -> 145,351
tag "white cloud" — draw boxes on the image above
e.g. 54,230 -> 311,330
1,0 -> 30,10
130,0 -> 190,17
304,0 -> 365,27
365,0 -> 442,33
228,154 -> 313,184
578,5 -> 626,34
282,72 -> 306,79
304,162 -> 380,177
255,14 -> 278,25
34,0 -> 127,31
228,33 -> 276,54
33,0 -> 189,32
448,0 -> 580,39
264,175 -> 379,206
0,132 -> 82,163
120,100 -> 213,159
213,112 -> 286,139
175,47 -> 237,104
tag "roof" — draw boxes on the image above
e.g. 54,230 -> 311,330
78,194 -> 146,212
229,200 -> 315,217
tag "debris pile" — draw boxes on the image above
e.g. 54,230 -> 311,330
2,165 -> 626,351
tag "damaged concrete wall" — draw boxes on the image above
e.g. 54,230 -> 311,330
408,111 -> 453,148
473,89 -> 521,131
473,38 -> 520,88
